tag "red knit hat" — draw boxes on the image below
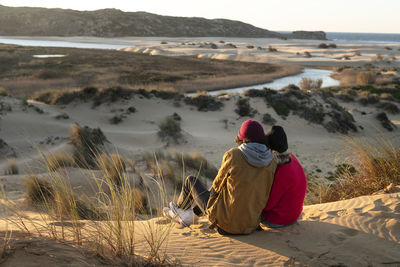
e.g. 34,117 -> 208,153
238,120 -> 265,142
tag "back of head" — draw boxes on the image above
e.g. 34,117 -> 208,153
265,126 -> 288,153
237,120 -> 265,144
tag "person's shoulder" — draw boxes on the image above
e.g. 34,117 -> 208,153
289,154 -> 302,165
223,147 -> 241,159
225,147 -> 239,154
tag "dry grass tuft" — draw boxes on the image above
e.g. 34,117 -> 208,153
69,124 -> 107,167
309,138 -> 400,203
46,153 -> 76,171
23,175 -> 54,204
4,150 -> 175,265
4,158 -> 18,175
98,153 -> 126,187
0,87 -> 8,96
357,71 -> 376,85
299,78 -> 322,90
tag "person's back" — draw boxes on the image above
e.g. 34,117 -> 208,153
262,154 -> 306,225
207,147 -> 277,234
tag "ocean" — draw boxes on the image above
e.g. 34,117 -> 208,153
326,32 -> 400,43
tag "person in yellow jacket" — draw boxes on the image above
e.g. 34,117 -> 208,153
164,120 -> 277,235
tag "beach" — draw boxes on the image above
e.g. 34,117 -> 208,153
0,35 -> 399,266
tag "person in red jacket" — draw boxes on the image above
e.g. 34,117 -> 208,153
261,126 -> 307,228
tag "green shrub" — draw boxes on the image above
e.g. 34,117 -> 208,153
127,106 -> 136,113
184,94 -> 223,111
69,124 -> 108,167
359,93 -> 380,105
110,114 -> 124,124
235,98 -> 256,117
376,112 -> 396,131
54,113 -> 69,120
377,102 -> 400,114
158,117 -> 182,143
262,113 -> 277,125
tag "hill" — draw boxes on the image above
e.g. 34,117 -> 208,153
0,5 -> 326,39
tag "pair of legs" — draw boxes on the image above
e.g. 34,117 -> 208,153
176,176 -> 210,216
176,176 -> 241,235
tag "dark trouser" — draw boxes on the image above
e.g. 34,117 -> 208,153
177,176 -> 210,216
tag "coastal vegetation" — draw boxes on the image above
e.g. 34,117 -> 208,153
0,43 -> 299,98
306,138 -> 400,204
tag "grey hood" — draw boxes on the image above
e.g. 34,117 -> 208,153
238,143 -> 274,168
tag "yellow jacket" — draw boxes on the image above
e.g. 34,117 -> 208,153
206,147 -> 277,234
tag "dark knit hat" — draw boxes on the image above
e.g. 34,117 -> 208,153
238,120 -> 265,142
265,126 -> 288,153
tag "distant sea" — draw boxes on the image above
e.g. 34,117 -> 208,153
326,32 -> 400,43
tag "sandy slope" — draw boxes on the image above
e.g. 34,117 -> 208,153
144,192 -> 399,266
2,191 -> 399,267
0,92 -> 399,265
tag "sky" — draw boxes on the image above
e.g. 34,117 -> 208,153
0,0 -> 399,34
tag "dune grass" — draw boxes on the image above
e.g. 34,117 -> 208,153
4,158 -> 18,175
69,123 -> 108,167
299,78 -> 322,90
307,137 -> 400,204
1,148 -> 178,266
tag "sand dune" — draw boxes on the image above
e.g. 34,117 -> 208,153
105,192 -> 400,266
116,37 -> 400,68
0,36 -> 400,265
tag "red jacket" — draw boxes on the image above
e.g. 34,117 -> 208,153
262,154 -> 307,225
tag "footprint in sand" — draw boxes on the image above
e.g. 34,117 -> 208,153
328,228 -> 359,245
390,202 -> 400,213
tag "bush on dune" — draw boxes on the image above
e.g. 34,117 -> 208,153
46,153 -> 76,171
158,116 -> 182,144
357,71 -> 376,85
312,138 -> 400,203
299,78 -> 322,90
377,102 -> 400,114
69,124 -> 108,167
4,158 -> 18,175
184,93 -> 223,111
376,112 -> 397,131
24,175 -> 54,204
174,151 -> 218,181
235,98 -> 256,117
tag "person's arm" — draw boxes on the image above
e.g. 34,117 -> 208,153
212,150 -> 233,193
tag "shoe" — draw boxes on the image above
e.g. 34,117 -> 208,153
163,207 -> 177,221
169,201 -> 198,227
